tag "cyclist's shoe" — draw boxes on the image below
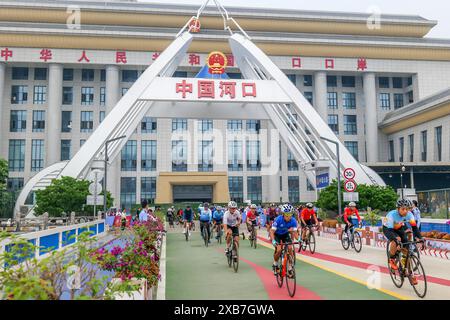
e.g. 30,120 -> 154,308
389,258 -> 398,270
225,247 -> 230,255
188,232 -> 191,237
410,276 -> 418,285
272,263 -> 279,275
242,233 -> 246,240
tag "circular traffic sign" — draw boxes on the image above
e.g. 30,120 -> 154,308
343,168 -> 356,180
87,169 -> 104,183
344,179 -> 357,192
89,182 -> 103,195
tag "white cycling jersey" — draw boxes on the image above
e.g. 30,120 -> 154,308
223,210 -> 241,227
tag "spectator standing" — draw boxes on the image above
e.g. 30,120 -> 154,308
139,200 -> 149,222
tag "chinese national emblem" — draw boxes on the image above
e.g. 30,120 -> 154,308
189,18 -> 201,33
207,51 -> 227,74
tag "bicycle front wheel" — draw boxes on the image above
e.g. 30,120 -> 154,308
232,242 -> 239,273
276,260 -> 283,288
286,253 -> 297,297
408,255 -> 427,298
308,232 -> 316,254
341,231 -> 350,250
353,232 -> 362,253
252,229 -> 257,249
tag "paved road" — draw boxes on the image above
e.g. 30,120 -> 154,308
162,223 -> 450,300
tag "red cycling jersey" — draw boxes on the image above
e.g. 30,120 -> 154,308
344,207 -> 361,224
247,210 -> 257,221
301,208 -> 316,221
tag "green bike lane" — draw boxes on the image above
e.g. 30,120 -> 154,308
165,230 -> 397,300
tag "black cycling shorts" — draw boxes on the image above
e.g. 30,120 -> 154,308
274,233 -> 292,244
383,225 -> 408,244
227,225 -> 240,237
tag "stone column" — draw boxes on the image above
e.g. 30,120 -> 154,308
363,72 -> 378,163
105,65 -> 121,207
0,63 -> 5,155
266,121 -> 280,203
313,71 -> 328,121
46,64 -> 63,166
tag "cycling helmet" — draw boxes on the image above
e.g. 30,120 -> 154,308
348,202 -> 356,207
216,206 -> 222,210
306,203 -> 314,209
228,201 -> 238,208
280,203 -> 294,215
250,204 -> 257,209
396,199 -> 411,208
203,202 -> 209,207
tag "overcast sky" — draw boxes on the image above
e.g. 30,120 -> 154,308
138,0 -> 450,39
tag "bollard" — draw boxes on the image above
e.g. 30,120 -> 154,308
70,212 -> 76,225
42,212 -> 49,230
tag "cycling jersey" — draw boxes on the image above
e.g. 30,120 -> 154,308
246,210 -> 257,221
199,208 -> 212,222
223,210 -> 241,227
213,210 -> 224,222
268,208 -> 277,219
183,209 -> 193,221
301,208 -> 316,221
383,209 -> 417,230
344,207 -> 361,224
271,215 -> 298,236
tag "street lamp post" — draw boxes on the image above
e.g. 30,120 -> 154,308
320,136 -> 342,218
103,135 -> 126,213
400,163 -> 406,199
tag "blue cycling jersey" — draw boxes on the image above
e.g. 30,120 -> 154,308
199,208 -> 212,222
383,209 -> 417,230
272,215 -> 298,235
213,210 -> 224,221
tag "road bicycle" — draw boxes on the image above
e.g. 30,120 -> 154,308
214,222 -> 223,244
226,230 -> 239,273
299,224 -> 317,254
386,231 -> 421,261
274,241 -> 300,297
341,224 -> 362,253
248,222 -> 258,249
200,221 -> 210,247
184,222 -> 190,242
387,240 -> 427,298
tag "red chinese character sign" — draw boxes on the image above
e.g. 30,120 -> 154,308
189,18 -> 201,33
357,58 -> 367,71
1,48 -> 13,61
207,51 -> 227,74
173,80 -> 258,101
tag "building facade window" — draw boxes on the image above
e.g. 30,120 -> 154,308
7,178 -> 24,191
327,92 -> 338,109
408,134 -> 414,162
11,85 -> 28,104
8,140 -> 25,172
173,71 -> 188,78
247,176 -> 262,203
342,92 -> 356,109
394,93 -> 404,109
327,75 -> 337,87
343,115 -> 357,135
81,87 -> 94,105
99,111 -> 105,123
10,110 -> 27,132
407,91 -> 414,104
141,117 -> 157,133
303,75 -> 313,86
31,139 -> 44,171
61,140 -> 71,161
172,118 -> 187,132
100,69 -> 106,82
121,140 -> 137,171
287,151 -> 298,171
80,111 -> 93,132
198,140 -> 214,172
120,177 -> 136,211
227,120 -> 242,132
122,70 -> 138,82
228,177 -> 243,203
63,68 -> 73,81
286,74 -> 296,85
100,87 -> 106,106
246,140 -> 261,171
34,68 -> 47,81
328,114 -> 339,134
228,140 -> 243,172
421,130 -> 427,161
388,140 -> 395,162
198,119 -> 213,133
61,111 -> 72,132
380,93 -> 391,110
246,120 -> 260,133
393,77 -> 403,88
399,137 -> 404,162
80,140 -> 86,147
141,177 -> 156,203
435,126 -> 442,161
122,88 -> 129,96
81,69 -> 94,81
345,141 -> 359,161
379,77 -> 390,88
141,140 -> 157,171
307,179 -> 315,191
12,67 -> 28,80
62,87 -> 73,105
288,176 -> 300,203
32,110 -> 45,132
33,85 -> 47,104
172,140 -> 187,172
304,91 -> 313,105
342,76 -> 355,88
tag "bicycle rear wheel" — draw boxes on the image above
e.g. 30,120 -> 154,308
202,226 -> 208,247
353,232 -> 362,253
308,232 -> 316,254
388,255 -> 404,288
185,226 -> 189,241
408,255 -> 427,298
232,241 -> 239,273
286,253 -> 297,297
341,231 -> 350,250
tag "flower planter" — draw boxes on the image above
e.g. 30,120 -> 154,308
108,278 -> 153,300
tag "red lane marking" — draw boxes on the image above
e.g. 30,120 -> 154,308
257,236 -> 450,287
239,256 -> 322,300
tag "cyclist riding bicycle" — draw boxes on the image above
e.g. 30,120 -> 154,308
383,199 -> 424,284
246,204 -> 259,240
182,205 -> 194,235
223,201 -> 242,255
270,204 -> 299,275
343,202 -> 362,236
266,203 -> 278,233
199,202 -> 212,244
299,203 -> 319,242
212,205 -> 225,239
